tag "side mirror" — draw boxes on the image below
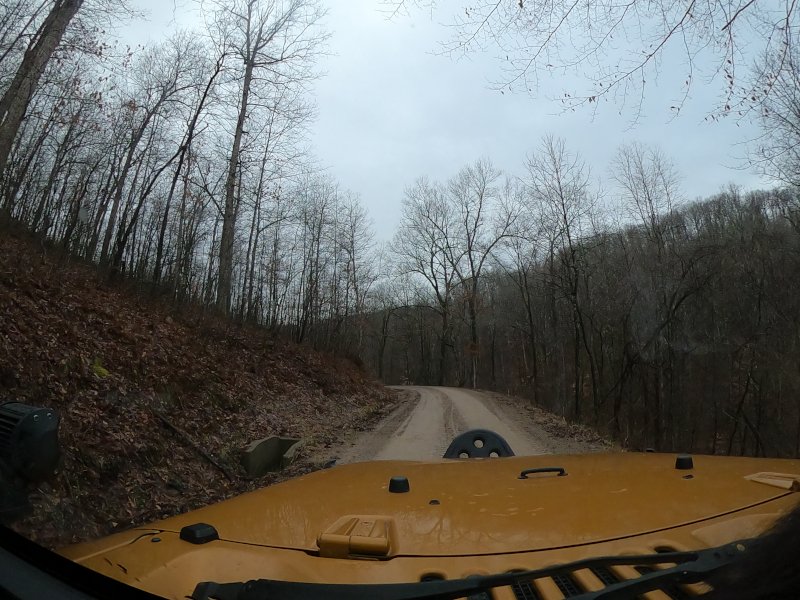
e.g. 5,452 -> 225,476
0,403 -> 60,481
0,403 -> 60,524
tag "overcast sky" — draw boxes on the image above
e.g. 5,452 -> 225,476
121,1 -> 772,241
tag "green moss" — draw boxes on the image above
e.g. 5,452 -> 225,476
91,358 -> 109,378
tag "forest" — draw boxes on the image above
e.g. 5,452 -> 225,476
369,154 -> 800,457
1,0 -> 799,457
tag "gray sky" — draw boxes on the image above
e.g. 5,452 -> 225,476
122,0 -> 771,241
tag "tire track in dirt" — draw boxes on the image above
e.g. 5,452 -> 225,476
331,386 -> 596,464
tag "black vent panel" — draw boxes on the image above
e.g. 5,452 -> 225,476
508,551 -> 702,600
551,573 -> 583,597
510,579 -> 540,600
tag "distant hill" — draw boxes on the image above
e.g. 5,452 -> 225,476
0,229 -> 393,548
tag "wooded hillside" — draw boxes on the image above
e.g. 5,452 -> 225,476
1,229 -> 392,548
0,0 -> 376,351
362,155 -> 800,458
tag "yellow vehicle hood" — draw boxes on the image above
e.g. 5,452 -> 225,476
122,453 -> 797,557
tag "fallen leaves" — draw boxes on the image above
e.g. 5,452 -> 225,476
1,230 -> 394,548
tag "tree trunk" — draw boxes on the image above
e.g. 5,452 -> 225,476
2,113 -> 53,213
217,56 -> 255,314
438,309 -> 449,386
0,0 -> 84,177
573,315 -> 581,420
468,285 -> 479,389
100,130 -> 147,264
525,299 -> 539,403
153,57 -> 221,287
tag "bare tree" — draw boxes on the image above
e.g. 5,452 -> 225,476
754,42 -> 800,187
0,0 -> 84,181
524,135 -> 598,419
393,177 -> 461,385
448,159 -> 519,388
612,143 -> 680,246
152,47 -> 225,286
210,0 -> 325,314
98,34 -> 198,266
0,0 -> 384,356
610,142 -> 712,448
387,0 -> 798,118
496,187 -> 544,402
337,193 -> 377,350
0,1 -> 51,80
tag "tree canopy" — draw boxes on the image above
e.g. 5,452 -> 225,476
389,0 -> 799,119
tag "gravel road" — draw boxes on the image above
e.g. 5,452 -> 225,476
331,386 -> 609,464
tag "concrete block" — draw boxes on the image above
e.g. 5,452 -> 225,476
241,436 -> 303,477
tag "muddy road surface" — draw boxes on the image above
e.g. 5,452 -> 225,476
330,386 -> 609,464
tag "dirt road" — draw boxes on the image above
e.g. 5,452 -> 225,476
331,386 -> 609,464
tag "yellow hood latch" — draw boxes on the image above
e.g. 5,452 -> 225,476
317,515 -> 396,559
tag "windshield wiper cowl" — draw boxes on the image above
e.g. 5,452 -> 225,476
191,540 -> 747,600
